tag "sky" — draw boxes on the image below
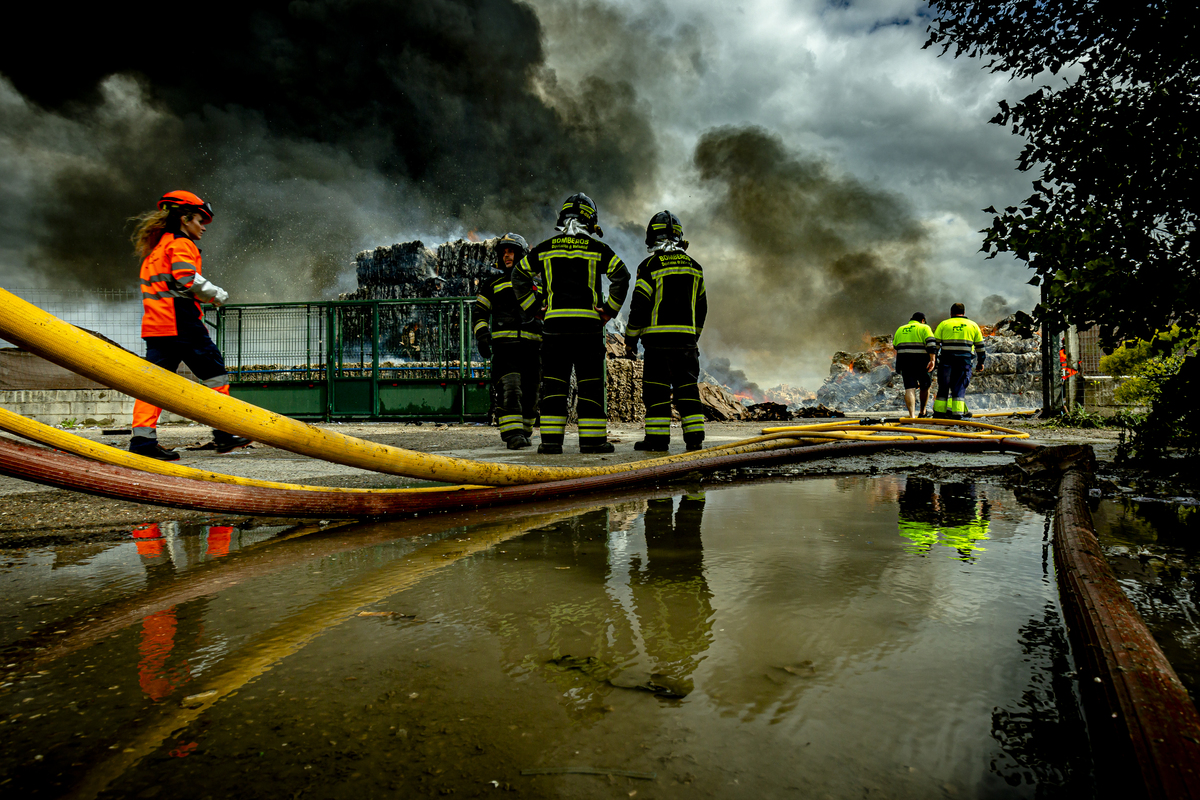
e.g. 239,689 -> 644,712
0,0 -> 1044,390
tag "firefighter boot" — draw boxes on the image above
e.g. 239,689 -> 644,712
634,436 -> 670,452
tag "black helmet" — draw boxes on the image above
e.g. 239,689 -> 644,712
645,210 -> 683,248
557,192 -> 601,235
494,232 -> 528,267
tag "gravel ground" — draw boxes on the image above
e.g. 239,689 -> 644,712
0,414 -> 1125,548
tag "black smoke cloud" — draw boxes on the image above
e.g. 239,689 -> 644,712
689,126 -> 951,381
0,0 -> 656,296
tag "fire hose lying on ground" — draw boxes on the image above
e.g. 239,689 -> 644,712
0,286 -> 1034,516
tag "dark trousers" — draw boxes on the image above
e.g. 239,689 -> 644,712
539,333 -> 606,446
642,346 -> 704,444
933,357 -> 974,417
132,334 -> 232,441
491,339 -> 540,442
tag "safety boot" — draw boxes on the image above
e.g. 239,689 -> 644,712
537,443 -> 563,455
634,437 -> 669,452
579,441 -> 615,454
507,434 -> 531,450
214,434 -> 252,453
130,438 -> 180,462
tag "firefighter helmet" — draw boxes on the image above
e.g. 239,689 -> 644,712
645,210 -> 683,247
494,232 -> 528,267
158,190 -> 213,223
557,192 -> 601,235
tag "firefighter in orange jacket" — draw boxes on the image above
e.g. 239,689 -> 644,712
128,191 -> 250,460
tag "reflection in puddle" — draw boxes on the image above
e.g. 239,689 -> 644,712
0,477 -> 1094,798
1092,497 -> 1200,698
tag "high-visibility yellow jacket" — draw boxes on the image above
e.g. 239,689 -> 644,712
934,315 -> 984,362
893,320 -> 937,357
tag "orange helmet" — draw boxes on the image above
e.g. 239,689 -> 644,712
158,190 -> 213,223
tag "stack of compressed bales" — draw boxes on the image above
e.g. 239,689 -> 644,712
343,239 -> 496,300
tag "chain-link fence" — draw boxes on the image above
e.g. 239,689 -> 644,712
4,288 -> 145,355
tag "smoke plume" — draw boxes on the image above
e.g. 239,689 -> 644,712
688,126 -> 950,383
0,0 -> 656,297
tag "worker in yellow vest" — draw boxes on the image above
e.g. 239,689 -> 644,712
892,312 -> 937,418
932,303 -> 985,419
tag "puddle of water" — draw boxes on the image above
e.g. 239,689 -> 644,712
1091,497 -> 1200,698
0,476 -> 1093,798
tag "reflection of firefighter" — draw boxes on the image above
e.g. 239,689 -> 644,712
624,211 -> 707,453
137,604 -> 205,701
897,477 -> 990,561
205,525 -> 234,558
472,233 -> 541,450
629,493 -> 713,698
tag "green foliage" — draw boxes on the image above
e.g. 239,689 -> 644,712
924,1 -> 1199,346
1114,352 -> 1200,461
1099,326 -> 1188,376
1113,354 -> 1185,405
59,418 -> 78,429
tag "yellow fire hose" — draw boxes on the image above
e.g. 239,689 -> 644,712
0,288 -> 800,487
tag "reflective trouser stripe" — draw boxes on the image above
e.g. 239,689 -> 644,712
540,415 -> 568,439
539,333 -> 604,445
203,374 -> 229,389
645,416 -> 671,436
641,346 -> 704,442
490,339 -> 540,441
578,417 -> 607,441
934,359 -> 973,416
132,425 -> 158,439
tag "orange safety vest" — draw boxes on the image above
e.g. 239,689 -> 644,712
140,233 -> 204,338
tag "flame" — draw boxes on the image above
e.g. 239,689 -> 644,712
466,229 -> 480,243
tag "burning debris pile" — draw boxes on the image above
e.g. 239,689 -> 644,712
815,314 -> 1042,412
342,239 -> 496,301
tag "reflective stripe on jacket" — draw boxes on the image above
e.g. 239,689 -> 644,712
512,234 -> 630,334
893,321 -> 937,356
140,233 -> 206,338
933,316 -> 984,358
626,250 -> 707,347
472,271 -> 543,342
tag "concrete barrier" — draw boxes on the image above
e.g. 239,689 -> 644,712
0,389 -> 192,428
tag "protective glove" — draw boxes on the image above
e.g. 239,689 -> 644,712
475,330 -> 492,359
976,351 -> 987,371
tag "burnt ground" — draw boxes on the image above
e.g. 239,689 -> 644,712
0,415 -> 1191,549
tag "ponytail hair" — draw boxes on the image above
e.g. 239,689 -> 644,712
130,207 -> 188,260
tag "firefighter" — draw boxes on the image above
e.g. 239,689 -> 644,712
892,311 -> 937,418
128,191 -> 250,460
624,211 -> 707,451
473,232 -> 541,449
931,302 -> 986,420
512,193 -> 630,454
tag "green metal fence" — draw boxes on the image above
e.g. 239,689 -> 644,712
208,299 -> 491,421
